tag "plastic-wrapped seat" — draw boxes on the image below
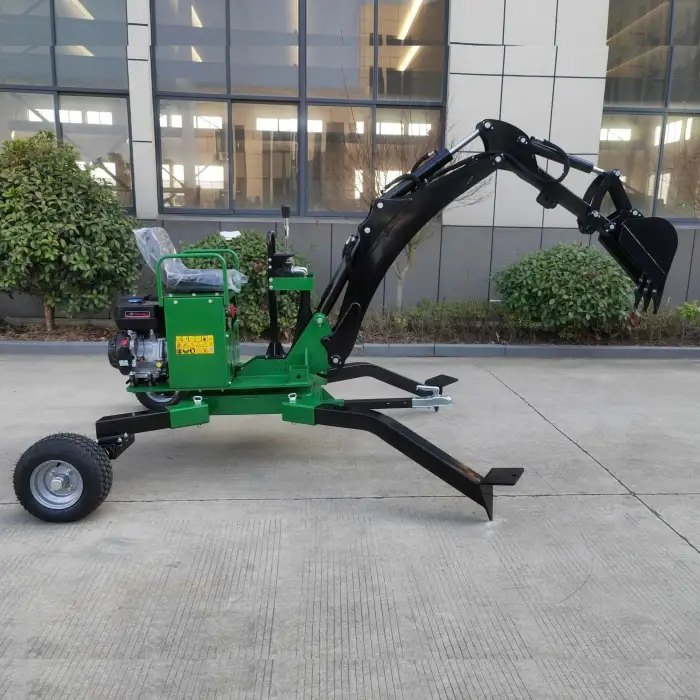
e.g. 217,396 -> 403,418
134,227 -> 247,294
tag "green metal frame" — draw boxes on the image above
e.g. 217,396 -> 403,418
154,248 -> 241,305
133,247 -> 335,428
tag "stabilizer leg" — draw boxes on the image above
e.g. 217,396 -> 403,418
315,403 -> 523,520
324,362 -> 458,397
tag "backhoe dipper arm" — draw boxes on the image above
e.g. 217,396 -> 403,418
313,118 -> 678,367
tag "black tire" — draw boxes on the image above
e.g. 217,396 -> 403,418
13,433 -> 113,523
135,391 -> 181,411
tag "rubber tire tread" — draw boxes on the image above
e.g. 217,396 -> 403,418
135,391 -> 181,412
13,433 -> 113,523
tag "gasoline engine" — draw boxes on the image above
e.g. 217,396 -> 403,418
107,296 -> 168,386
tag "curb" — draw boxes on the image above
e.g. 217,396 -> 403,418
2,340 -> 699,359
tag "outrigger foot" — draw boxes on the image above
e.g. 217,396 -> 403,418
314,403 -> 523,520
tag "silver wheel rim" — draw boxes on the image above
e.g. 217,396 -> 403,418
30,460 -> 84,510
146,392 -> 175,404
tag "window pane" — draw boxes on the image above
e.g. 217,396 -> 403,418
59,95 -> 133,208
54,0 -> 127,88
307,105 -> 372,212
0,0 -> 52,86
307,0 -> 373,99
229,0 -> 299,96
233,103 -> 298,210
655,115 -> 700,217
155,0 -> 227,93
377,0 -> 446,101
669,0 -> 700,107
605,0 -> 670,106
375,107 -> 441,197
598,113 -> 663,216
55,0 -> 127,43
0,92 -> 56,143
159,100 -> 229,209
55,46 -> 128,89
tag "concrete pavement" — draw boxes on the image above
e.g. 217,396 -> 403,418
0,355 -> 699,698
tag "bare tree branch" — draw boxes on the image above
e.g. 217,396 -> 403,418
313,91 -> 493,311
668,130 -> 700,222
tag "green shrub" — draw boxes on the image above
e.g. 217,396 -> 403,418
181,230 -> 308,340
679,300 -> 700,325
0,131 -> 141,331
492,242 -> 634,337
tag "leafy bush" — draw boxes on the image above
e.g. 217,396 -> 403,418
0,131 -> 141,330
181,230 -> 309,340
492,242 -> 635,337
679,300 -> 700,325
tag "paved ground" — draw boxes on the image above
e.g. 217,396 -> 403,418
0,354 -> 699,699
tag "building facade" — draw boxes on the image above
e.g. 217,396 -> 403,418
1,0 -> 700,316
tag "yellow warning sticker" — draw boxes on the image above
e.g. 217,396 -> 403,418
175,335 -> 215,355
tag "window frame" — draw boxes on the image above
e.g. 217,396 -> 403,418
0,84 -> 136,215
151,0 -> 449,217
0,0 -> 134,213
604,0 -> 700,223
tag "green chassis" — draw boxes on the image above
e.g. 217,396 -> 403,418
12,117 -> 680,524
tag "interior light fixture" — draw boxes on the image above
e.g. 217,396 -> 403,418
191,5 -> 203,28
70,46 -> 94,57
69,0 -> 94,20
398,45 -> 420,72
397,0 -> 423,41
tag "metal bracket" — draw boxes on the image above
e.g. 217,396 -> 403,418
98,433 -> 135,460
412,385 -> 452,409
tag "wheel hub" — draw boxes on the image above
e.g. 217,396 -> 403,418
30,461 -> 83,510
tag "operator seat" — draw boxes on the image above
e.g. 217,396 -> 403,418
133,226 -> 247,294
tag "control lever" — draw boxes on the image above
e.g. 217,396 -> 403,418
281,204 -> 291,251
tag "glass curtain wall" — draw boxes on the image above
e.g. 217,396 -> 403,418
0,0 -> 133,208
153,0 -> 447,215
603,0 -> 700,220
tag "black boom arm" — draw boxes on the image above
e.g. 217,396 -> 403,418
307,118 -> 679,368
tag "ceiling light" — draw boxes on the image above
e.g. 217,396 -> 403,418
398,45 -> 420,72
191,5 -> 203,28
398,0 -> 423,41
69,0 -> 94,20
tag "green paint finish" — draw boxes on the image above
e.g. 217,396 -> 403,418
281,388 -> 342,426
164,296 -> 231,390
127,312 -> 331,397
169,399 -> 210,428
205,393 -> 290,416
269,275 -> 315,292
285,313 -> 333,374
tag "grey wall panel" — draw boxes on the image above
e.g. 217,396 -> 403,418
331,223 -> 385,311
490,227 -> 543,297
218,219 -> 279,237
541,228 -> 584,249
160,219 -> 222,248
0,292 -> 42,319
384,223 -> 441,310
288,223 -> 332,293
686,230 -> 700,302
437,226 -> 493,301
660,229 -> 694,308
0,293 -> 114,321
